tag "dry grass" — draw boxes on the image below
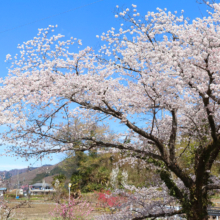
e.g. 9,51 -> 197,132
5,193 -> 101,220
3,194 -> 220,220
7,203 -> 57,220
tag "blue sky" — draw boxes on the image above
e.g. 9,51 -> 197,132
0,0 -> 216,170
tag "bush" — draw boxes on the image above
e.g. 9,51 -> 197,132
96,190 -> 126,211
81,183 -> 104,193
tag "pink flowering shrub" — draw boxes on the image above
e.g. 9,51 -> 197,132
97,190 -> 126,209
50,199 -> 93,220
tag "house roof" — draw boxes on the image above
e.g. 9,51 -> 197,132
0,188 -> 7,191
32,183 -> 51,187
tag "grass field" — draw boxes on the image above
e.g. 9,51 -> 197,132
5,202 -> 100,220
10,203 -> 57,220
3,193 -> 220,219
2,193 -> 104,220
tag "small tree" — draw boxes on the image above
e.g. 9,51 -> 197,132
52,174 -> 67,203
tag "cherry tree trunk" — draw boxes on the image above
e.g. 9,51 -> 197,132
186,194 -> 209,220
187,207 -> 208,220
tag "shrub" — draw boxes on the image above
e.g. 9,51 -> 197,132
96,190 -> 126,211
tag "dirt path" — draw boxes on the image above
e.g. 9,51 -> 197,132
212,198 -> 220,207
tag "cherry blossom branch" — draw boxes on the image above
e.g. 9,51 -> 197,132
131,209 -> 184,220
206,184 -> 220,190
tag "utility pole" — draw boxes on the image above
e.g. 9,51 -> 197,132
68,183 -> 72,204
16,171 -> 20,198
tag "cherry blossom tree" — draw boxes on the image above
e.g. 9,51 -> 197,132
197,0 -> 217,4
2,3 -> 220,220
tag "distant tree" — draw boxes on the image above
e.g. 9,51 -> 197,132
52,174 -> 67,203
31,172 -> 49,184
69,150 -> 112,193
52,174 -> 66,187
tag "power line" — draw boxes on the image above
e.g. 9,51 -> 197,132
0,0 -> 103,35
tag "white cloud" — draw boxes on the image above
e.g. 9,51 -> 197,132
0,164 -> 29,171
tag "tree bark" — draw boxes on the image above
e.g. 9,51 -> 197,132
187,206 -> 208,220
186,192 -> 209,220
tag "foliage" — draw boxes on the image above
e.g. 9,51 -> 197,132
51,174 -> 68,203
31,172 -> 49,184
31,166 -> 66,184
52,174 -> 66,187
50,166 -> 66,176
96,190 -> 126,209
69,151 -> 112,193
66,150 -> 156,193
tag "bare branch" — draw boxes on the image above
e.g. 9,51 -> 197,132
132,209 -> 183,220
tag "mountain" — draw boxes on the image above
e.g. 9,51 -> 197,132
2,162 -> 64,189
0,167 -> 38,179
42,164 -> 52,167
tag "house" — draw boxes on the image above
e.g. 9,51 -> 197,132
20,184 -> 29,196
29,182 -> 55,195
0,188 -> 7,197
31,182 -> 52,190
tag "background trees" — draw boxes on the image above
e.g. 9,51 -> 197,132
2,3 -> 220,220
67,150 -> 111,193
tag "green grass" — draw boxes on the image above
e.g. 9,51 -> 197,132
6,196 -> 45,202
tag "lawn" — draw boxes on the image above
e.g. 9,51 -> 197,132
1,193 -> 104,219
